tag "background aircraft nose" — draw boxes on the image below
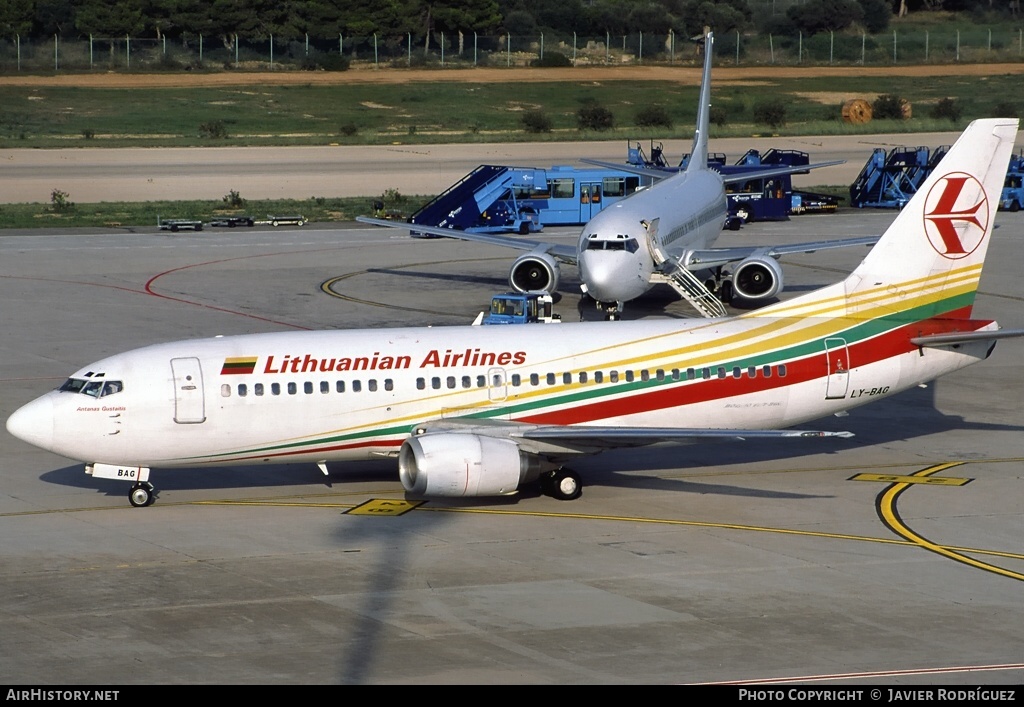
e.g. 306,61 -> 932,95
6,396 -> 54,451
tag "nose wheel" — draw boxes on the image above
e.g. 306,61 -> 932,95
129,482 -> 156,507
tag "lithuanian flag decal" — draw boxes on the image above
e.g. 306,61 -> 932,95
221,357 -> 258,375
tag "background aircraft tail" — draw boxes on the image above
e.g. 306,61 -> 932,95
686,31 -> 713,173
765,118 -> 1017,322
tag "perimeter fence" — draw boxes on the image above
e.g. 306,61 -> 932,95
2,27 -> 1024,74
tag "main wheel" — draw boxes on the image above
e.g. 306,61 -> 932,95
547,469 -> 582,501
128,483 -> 153,508
1011,200 -> 1021,213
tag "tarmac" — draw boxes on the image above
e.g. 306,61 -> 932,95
1,205 -> 1023,685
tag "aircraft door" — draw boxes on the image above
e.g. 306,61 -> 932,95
171,357 -> 206,423
487,367 -> 507,402
824,338 -> 850,400
579,182 -> 603,220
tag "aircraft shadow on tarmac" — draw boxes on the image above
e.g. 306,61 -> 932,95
37,383 -> 1023,504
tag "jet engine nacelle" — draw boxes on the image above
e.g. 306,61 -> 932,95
509,251 -> 560,293
399,433 -> 528,497
732,255 -> 783,301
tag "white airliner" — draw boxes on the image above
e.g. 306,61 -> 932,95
357,32 -> 874,319
7,118 -> 1023,508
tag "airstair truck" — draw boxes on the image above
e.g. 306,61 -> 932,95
474,293 -> 561,325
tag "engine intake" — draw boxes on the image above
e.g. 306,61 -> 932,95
732,255 -> 783,301
510,251 -> 559,293
399,433 -> 528,497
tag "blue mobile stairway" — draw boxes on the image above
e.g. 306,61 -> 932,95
849,145 -> 930,208
408,165 -> 546,235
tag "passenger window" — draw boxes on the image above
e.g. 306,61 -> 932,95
320,381 -> 329,394
732,367 -> 741,379
748,367 -> 756,378
417,378 -> 425,390
446,376 -> 456,389
656,370 -> 665,381
594,371 -> 604,383
563,372 -> 572,384
511,374 -> 521,386
432,377 -> 441,390
304,382 -> 314,394
672,369 -> 681,380
625,371 -> 634,383
287,382 -> 297,395
546,373 -> 556,385
530,373 -> 539,386
609,371 -> 619,383
255,383 -> 264,396
701,368 -> 711,380
641,370 -> 650,382
221,384 -> 231,398
687,368 -> 696,380
369,379 -> 378,392
462,376 -> 472,389
337,380 -> 346,392
762,365 -> 772,378
717,367 -> 726,379
779,364 -> 788,377
579,372 -> 588,383
352,380 -> 362,392
238,384 -> 248,397
385,379 -> 394,391
477,375 -> 486,388
271,383 -> 281,395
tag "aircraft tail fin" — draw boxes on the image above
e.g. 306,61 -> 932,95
687,31 -> 713,173
760,118 -> 1017,322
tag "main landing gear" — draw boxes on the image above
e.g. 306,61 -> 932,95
129,481 -> 156,507
539,468 -> 582,501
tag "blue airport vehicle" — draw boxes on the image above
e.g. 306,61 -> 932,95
849,145 -> 931,208
1000,151 -> 1024,211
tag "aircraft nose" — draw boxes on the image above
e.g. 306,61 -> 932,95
579,252 -> 644,303
6,396 -> 54,451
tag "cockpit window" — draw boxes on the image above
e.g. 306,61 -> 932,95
585,237 -> 639,253
59,378 -> 123,397
59,378 -> 88,393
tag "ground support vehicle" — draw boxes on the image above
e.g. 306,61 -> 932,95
1000,152 -> 1024,211
158,218 -> 203,232
475,293 -> 561,325
258,215 -> 307,227
208,216 -> 255,227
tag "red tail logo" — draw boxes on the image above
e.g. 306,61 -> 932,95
923,172 -> 989,260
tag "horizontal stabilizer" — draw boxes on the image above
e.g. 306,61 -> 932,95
910,328 -> 1024,347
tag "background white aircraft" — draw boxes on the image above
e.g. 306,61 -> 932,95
358,32 -> 876,319
7,118 -> 1022,508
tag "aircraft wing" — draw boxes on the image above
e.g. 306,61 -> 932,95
683,236 -> 881,270
578,159 -> 675,181
413,419 -> 852,457
578,159 -> 846,183
356,216 -> 578,263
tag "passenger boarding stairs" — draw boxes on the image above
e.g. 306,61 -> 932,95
644,218 -> 727,318
849,146 -> 931,208
409,165 -> 546,233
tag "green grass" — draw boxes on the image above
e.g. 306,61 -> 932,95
1,73 -> 1019,149
0,195 -> 431,230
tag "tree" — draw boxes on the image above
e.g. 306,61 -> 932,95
0,0 -> 34,38
786,0 -> 864,34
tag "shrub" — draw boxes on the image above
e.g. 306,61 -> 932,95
753,100 -> 787,129
577,103 -> 614,131
223,190 -> 246,208
993,101 -> 1019,119
50,189 -> 73,212
521,110 -> 553,133
931,97 -> 962,123
873,94 -> 906,120
634,105 -> 673,129
531,51 -> 572,67
199,120 -> 228,139
709,105 -> 729,127
339,123 -> 359,136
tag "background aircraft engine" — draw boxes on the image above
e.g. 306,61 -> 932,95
732,255 -> 784,300
509,251 -> 559,293
399,433 -> 525,497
